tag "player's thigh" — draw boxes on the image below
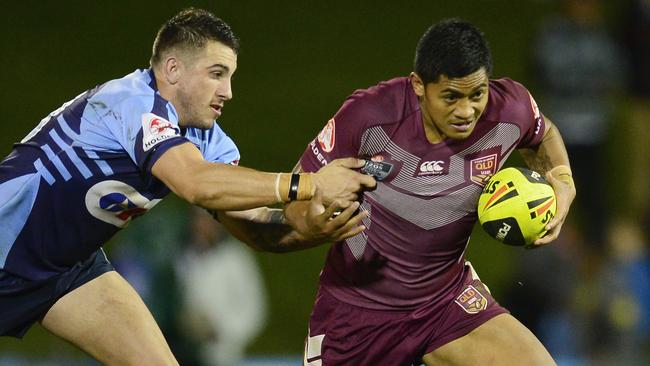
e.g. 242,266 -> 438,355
422,313 -> 555,366
40,271 -> 178,366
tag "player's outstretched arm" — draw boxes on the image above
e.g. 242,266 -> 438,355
213,193 -> 367,252
519,117 -> 576,246
151,142 -> 375,211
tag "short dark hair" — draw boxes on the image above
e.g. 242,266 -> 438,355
150,8 -> 240,66
414,19 -> 492,84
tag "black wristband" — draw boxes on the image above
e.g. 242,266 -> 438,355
288,173 -> 300,201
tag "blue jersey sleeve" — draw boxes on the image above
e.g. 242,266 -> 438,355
184,123 -> 240,165
92,92 -> 188,173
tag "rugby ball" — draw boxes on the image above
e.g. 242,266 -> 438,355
477,167 -> 556,246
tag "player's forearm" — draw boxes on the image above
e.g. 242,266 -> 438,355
216,208 -> 323,253
519,119 -> 571,175
187,163 -> 280,210
152,143 -> 316,211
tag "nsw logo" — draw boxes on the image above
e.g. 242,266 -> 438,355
141,113 -> 179,151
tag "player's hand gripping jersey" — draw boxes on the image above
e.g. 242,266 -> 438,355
300,77 -> 545,310
0,69 -> 239,280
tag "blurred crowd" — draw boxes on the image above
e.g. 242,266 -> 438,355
108,206 -> 269,366
503,0 -> 650,365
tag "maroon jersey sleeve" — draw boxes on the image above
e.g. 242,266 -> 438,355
488,78 -> 546,149
299,78 -> 411,173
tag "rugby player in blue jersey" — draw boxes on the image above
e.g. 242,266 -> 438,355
0,8 -> 374,365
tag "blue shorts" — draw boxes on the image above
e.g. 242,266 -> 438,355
0,249 -> 114,338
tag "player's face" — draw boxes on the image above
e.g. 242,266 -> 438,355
411,68 -> 489,143
175,41 -> 237,129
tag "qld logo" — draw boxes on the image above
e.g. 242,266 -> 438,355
455,285 -> 488,314
470,154 -> 498,186
85,180 -> 161,228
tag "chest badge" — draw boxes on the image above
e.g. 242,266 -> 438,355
470,154 -> 498,186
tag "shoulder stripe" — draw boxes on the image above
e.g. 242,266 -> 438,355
48,129 -> 92,179
41,144 -> 71,181
57,114 -> 81,141
83,149 -> 114,176
33,158 -> 55,185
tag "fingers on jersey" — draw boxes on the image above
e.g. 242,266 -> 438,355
40,271 -> 178,366
327,157 -> 366,169
311,195 -> 366,243
329,202 -> 368,241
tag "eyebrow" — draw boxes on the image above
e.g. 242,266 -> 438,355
208,63 -> 230,72
441,83 -> 488,94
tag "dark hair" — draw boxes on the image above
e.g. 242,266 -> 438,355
414,19 -> 492,84
150,8 -> 240,66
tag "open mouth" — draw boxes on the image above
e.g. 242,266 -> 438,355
210,104 -> 222,115
450,121 -> 473,132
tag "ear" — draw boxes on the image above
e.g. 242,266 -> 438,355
162,56 -> 182,85
409,72 -> 425,97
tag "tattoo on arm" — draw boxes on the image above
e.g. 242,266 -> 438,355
267,209 -> 286,225
521,144 -> 553,175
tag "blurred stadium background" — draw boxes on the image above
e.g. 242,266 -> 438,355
1,0 -> 647,365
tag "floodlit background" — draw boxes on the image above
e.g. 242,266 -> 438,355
1,0 -> 647,365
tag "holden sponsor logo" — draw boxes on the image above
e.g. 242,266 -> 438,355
317,118 -> 335,153
141,113 -> 179,151
455,285 -> 488,314
85,180 -> 161,228
470,154 -> 498,186
528,92 -> 543,135
309,140 -> 328,165
418,160 -> 445,176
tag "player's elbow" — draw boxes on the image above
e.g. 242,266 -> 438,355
175,183 -> 216,207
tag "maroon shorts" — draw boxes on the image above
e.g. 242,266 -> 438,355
303,263 -> 508,366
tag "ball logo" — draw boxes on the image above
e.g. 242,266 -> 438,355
141,113 -> 179,151
496,222 -> 512,241
317,119 -> 336,153
85,180 -> 161,228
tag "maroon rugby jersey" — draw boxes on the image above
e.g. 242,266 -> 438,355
300,77 -> 545,310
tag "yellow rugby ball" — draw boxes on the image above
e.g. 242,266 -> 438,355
477,167 -> 556,246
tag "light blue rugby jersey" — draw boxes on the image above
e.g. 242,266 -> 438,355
0,69 -> 239,280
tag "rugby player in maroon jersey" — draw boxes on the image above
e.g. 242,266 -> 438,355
283,19 -> 575,365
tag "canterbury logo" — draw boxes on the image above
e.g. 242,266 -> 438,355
419,160 -> 444,173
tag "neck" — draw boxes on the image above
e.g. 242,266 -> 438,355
152,67 -> 174,102
419,101 -> 444,144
